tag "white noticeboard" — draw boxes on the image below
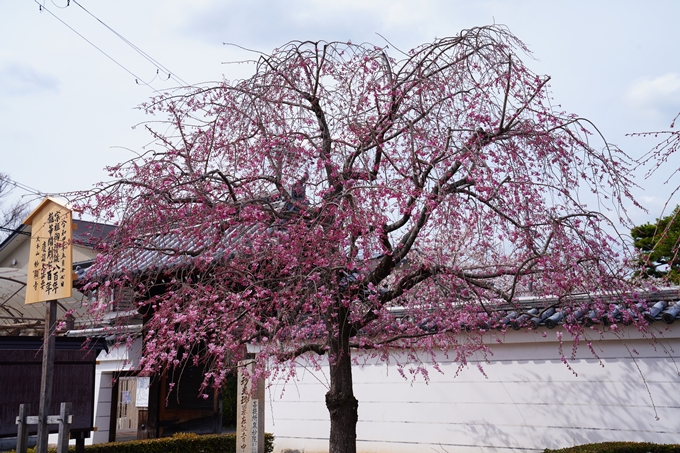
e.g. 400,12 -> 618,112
135,377 -> 150,408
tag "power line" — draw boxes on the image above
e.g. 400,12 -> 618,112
31,1 -> 197,172
0,226 -> 31,236
3,177 -> 43,197
49,0 -> 70,9
70,0 -> 189,87
34,0 -> 159,89
59,2 -> 199,144
56,1 -> 199,145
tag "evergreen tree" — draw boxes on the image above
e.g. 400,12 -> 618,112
631,206 -> 680,283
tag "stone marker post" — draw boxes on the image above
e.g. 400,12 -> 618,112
236,360 -> 264,453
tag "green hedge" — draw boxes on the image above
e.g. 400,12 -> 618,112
5,433 -> 274,453
545,442 -> 680,453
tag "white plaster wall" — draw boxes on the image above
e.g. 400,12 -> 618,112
0,240 -> 94,270
0,237 -> 30,268
265,327 -> 680,453
90,338 -> 142,444
90,372 -> 114,445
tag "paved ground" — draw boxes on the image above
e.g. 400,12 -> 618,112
116,430 -> 138,442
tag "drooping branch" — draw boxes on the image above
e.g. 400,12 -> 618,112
73,30 -> 639,433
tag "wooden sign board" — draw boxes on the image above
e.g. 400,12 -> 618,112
23,198 -> 73,304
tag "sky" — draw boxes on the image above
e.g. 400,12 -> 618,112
1,0 -> 679,232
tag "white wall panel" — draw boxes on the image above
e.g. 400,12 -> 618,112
266,326 -> 680,453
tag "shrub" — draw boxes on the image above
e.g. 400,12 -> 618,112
544,442 -> 680,453
4,433 -> 274,453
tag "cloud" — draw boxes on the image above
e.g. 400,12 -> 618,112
0,63 -> 60,96
626,73 -> 680,117
180,0 -> 427,51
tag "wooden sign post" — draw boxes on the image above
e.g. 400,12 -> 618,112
236,360 -> 265,453
23,198 -> 74,453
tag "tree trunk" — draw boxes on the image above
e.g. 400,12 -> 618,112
326,307 -> 358,453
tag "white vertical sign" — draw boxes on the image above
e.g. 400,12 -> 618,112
135,377 -> 150,408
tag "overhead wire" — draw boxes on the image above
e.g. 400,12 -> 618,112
71,1 -> 205,152
32,0 -> 197,171
34,0 -> 163,89
70,0 -> 189,87
0,226 -> 30,236
49,0 -> 70,9
36,0 -> 188,87
58,1 -> 200,147
0,178 -> 38,236
2,177 -> 44,197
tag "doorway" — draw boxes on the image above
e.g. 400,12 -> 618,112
116,377 -> 138,442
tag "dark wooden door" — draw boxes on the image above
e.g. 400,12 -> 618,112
137,409 -> 149,440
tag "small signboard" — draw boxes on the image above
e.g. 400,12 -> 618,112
135,377 -> 150,408
23,198 -> 73,304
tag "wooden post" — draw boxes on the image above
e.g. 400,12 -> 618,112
15,404 -> 30,453
136,409 -> 149,440
37,300 -> 57,453
56,403 -> 72,453
145,377 -> 160,440
73,432 -> 86,453
236,360 -> 264,453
